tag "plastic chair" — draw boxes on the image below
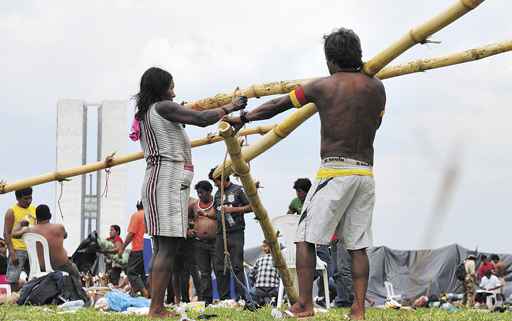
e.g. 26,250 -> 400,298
384,281 -> 402,302
22,233 -> 59,281
271,215 -> 330,309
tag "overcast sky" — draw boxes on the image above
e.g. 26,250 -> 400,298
1,0 -> 511,252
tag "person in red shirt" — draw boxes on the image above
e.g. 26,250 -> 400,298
107,224 -> 124,285
477,255 -> 495,280
122,201 -> 149,297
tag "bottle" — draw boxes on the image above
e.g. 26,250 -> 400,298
225,213 -> 235,227
59,299 -> 85,311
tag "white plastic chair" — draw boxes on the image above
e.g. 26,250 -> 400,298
384,281 -> 402,302
271,215 -> 330,309
22,232 -> 64,281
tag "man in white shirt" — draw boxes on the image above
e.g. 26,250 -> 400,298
479,270 -> 503,294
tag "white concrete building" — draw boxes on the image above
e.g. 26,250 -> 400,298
56,100 -> 127,252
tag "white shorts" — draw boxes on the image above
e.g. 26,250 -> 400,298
295,161 -> 375,250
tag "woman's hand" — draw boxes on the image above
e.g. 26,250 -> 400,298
231,96 -> 248,112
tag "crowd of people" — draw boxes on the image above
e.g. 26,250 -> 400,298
0,177 -> 362,311
463,253 -> 506,307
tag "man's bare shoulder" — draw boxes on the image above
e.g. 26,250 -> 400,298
188,197 -> 197,207
46,223 -> 65,233
370,75 -> 386,91
4,208 -> 14,218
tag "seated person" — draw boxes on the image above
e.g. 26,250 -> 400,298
287,178 -> 312,215
12,204 -> 81,286
250,240 -> 280,306
479,270 -> 503,294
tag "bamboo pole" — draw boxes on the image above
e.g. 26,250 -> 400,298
364,0 -> 485,76
185,79 -> 308,111
0,125 -> 275,194
192,39 -> 512,114
211,39 -> 512,178
218,121 -> 299,304
377,40 -> 512,79
186,0 -> 485,111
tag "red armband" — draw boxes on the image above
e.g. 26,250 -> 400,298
289,86 -> 308,108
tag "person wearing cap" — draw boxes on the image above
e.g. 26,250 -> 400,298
12,204 -> 81,286
3,187 -> 36,291
463,254 -> 477,307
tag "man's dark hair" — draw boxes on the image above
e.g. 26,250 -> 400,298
480,254 -> 488,261
36,204 -> 52,222
323,28 -> 363,70
135,67 -> 173,121
490,254 -> 500,262
208,167 -> 230,182
15,187 -> 33,199
111,225 -> 121,235
136,201 -> 143,210
195,180 -> 213,192
293,178 -> 312,193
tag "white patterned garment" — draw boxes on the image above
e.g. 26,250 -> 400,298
140,104 -> 194,237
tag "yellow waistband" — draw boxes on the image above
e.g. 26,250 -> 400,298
316,168 -> 373,179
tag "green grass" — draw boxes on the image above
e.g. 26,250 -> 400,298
0,305 -> 511,321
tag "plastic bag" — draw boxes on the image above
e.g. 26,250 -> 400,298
105,290 -> 150,312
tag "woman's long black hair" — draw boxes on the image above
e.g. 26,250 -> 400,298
135,67 -> 173,120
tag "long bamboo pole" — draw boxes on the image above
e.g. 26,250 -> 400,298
192,39 -> 512,113
186,0 -> 485,111
218,121 -> 299,304
211,39 -> 511,178
0,125 -> 275,194
363,0 -> 485,75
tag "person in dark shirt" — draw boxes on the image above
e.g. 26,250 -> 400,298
209,168 -> 252,300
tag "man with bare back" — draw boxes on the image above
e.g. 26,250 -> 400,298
188,180 -> 217,305
227,28 -> 386,319
12,204 -> 82,286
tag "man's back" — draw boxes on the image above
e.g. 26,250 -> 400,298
30,223 -> 68,268
312,72 -> 385,165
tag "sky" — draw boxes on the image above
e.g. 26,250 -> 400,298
1,0 -> 511,253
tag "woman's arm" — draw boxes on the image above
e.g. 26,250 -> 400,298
155,97 -> 247,127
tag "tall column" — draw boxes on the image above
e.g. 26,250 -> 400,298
97,100 -> 128,240
56,99 -> 86,251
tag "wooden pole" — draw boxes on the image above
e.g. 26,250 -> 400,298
186,0 -> 486,111
212,40 -> 512,179
363,0 -> 485,76
218,121 -> 299,304
377,40 -> 512,79
0,125 -> 275,194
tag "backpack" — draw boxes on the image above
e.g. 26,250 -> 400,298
455,262 -> 466,281
18,271 -> 64,305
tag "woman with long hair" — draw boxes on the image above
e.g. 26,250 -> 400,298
134,67 -> 246,318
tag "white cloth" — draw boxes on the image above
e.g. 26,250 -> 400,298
464,259 -> 475,274
480,275 -> 502,293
